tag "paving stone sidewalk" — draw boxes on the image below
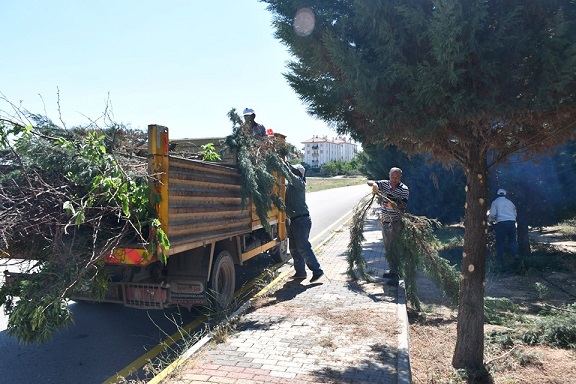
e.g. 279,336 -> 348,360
158,214 -> 411,384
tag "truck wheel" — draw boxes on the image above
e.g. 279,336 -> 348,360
271,239 -> 289,263
209,250 -> 236,308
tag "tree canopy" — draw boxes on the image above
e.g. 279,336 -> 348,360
263,0 -> 576,373
266,0 -> 576,160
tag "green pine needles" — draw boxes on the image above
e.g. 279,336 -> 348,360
346,193 -> 377,281
222,108 -> 291,235
390,214 -> 459,310
0,118 -> 162,343
347,191 -> 460,311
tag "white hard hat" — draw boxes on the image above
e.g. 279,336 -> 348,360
243,108 -> 255,116
497,188 -> 507,196
293,163 -> 305,176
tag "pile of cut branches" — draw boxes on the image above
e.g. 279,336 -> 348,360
0,111 -> 154,343
0,105 -> 295,343
221,108 -> 294,234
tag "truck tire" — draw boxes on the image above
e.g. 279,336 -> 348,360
209,250 -> 236,308
270,239 -> 289,263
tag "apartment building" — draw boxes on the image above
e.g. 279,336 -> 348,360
302,135 -> 358,168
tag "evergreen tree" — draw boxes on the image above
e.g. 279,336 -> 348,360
263,0 -> 576,373
555,141 -> 576,218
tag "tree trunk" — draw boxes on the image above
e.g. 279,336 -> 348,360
516,213 -> 531,256
515,192 -> 531,256
452,150 -> 488,371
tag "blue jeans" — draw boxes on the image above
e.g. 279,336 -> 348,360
495,220 -> 518,262
287,216 -> 323,276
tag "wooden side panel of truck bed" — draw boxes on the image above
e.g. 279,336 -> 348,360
149,125 -> 285,258
166,157 -> 253,255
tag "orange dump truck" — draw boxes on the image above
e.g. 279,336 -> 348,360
76,124 -> 288,309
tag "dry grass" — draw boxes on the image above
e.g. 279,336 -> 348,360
409,226 -> 576,384
410,314 -> 576,384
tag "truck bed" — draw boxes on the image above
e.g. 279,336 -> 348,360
166,156 -> 253,254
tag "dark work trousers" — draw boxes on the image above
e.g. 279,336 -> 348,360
495,220 -> 518,262
287,215 -> 323,277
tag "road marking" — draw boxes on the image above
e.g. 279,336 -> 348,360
310,208 -> 353,246
101,316 -> 207,384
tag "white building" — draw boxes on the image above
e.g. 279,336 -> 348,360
302,135 -> 359,168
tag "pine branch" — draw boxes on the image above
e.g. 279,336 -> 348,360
392,214 -> 460,310
346,193 -> 377,280
347,188 -> 460,310
222,109 -> 291,235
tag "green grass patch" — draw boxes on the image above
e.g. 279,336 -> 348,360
306,176 -> 367,192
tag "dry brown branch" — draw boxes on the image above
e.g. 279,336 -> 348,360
485,346 -> 517,365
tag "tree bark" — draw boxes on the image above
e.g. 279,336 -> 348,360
516,214 -> 531,256
515,192 -> 531,256
452,148 -> 488,371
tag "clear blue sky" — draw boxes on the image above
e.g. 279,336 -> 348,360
0,0 -> 341,148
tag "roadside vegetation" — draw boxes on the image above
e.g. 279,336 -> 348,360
410,223 -> 576,383
305,175 -> 366,192
265,0 -> 576,374
0,116 -> 160,343
4,0 -> 576,380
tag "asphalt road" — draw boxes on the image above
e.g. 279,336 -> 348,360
0,183 -> 370,384
307,182 -> 371,244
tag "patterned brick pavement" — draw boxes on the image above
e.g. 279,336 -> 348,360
156,214 -> 411,384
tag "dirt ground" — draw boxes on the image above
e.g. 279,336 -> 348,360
408,227 -> 576,384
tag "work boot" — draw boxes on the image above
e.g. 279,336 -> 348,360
310,272 -> 324,283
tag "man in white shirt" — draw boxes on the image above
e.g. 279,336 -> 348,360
488,188 -> 519,263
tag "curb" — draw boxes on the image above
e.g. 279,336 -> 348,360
397,279 -> 412,384
147,216 -> 413,384
147,219 -> 343,384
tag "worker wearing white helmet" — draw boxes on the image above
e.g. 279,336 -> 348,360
242,108 -> 267,137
